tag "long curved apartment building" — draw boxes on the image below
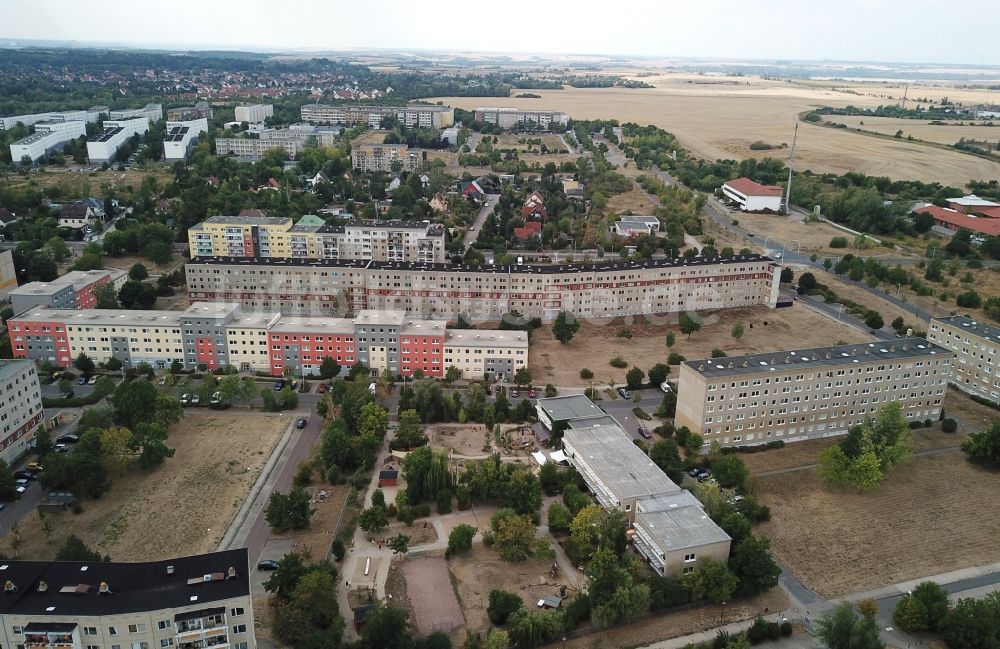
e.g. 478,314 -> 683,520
185,254 -> 781,321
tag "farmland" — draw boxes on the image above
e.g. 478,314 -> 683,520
432,73 -> 1000,185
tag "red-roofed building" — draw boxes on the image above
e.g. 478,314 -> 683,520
914,205 -> 1000,238
722,177 -> 784,212
522,191 -> 548,220
514,221 -> 542,240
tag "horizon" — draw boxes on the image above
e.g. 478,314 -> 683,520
2,0 -> 999,67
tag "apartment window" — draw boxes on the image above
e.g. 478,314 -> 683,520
157,621 -> 171,631
131,642 -> 148,649
109,628 -> 118,636
128,624 -> 146,634
159,640 -> 174,648
87,645 -> 100,649
684,553 -> 696,562
84,628 -> 98,636
232,625 -> 247,635
231,607 -> 246,617
12,626 -> 22,635
683,566 -> 695,575
235,644 -> 249,649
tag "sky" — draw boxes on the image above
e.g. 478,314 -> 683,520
1,0 -> 998,66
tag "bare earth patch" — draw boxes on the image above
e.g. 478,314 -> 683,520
756,452 -> 1000,598
529,305 -> 873,387
0,414 -> 287,561
402,556 -> 465,635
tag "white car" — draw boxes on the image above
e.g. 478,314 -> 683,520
660,381 -> 673,393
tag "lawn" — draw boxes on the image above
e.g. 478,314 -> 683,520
0,413 -> 287,561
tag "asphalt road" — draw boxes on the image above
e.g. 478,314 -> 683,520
463,193 -> 499,247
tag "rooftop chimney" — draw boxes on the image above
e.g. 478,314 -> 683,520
37,580 -> 48,593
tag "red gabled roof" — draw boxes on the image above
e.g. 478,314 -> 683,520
514,221 -> 543,240
521,204 -> 548,219
724,177 -> 783,197
915,205 -> 1000,237
981,206 -> 1000,220
267,177 -> 281,188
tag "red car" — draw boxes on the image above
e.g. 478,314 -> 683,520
528,388 -> 537,398
317,383 -> 329,394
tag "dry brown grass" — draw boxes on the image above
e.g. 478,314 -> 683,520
0,414 -> 287,561
756,451 -> 1000,598
807,268 -> 915,326
606,185 -> 657,214
283,483 -> 352,560
493,133 -> 566,152
897,265 -> 1000,325
832,115 -> 1000,147
431,75 -> 1000,185
529,305 -> 874,387
733,213 -> 889,256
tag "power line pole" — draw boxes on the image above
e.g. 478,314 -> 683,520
783,122 -> 798,214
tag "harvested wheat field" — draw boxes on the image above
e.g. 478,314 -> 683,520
432,75 -> 1000,185
0,413 -> 287,561
756,451 -> 1000,598
529,304 -> 873,386
832,115 -> 1000,148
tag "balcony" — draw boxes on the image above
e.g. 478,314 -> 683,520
177,635 -> 228,649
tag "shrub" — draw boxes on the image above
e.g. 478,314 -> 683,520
617,329 -> 633,339
830,236 -> 849,248
610,357 -> 627,368
956,290 -> 982,308
941,418 -> 958,433
667,352 -> 686,365
330,538 -> 346,561
780,621 -> 792,636
487,589 -> 523,625
579,368 -> 593,379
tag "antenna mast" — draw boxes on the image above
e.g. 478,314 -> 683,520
783,122 -> 798,214
901,84 -> 909,111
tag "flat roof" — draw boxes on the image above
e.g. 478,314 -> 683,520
536,394 -> 606,421
0,359 -> 34,381
186,253 -> 773,275
947,195 -> 1000,207
195,215 -> 293,228
566,413 -> 622,429
10,270 -> 123,298
10,302 -> 239,327
564,425 -> 680,501
444,329 -> 527,348
354,310 -> 406,327
684,340 -> 952,379
270,316 -> 354,335
88,127 -> 124,143
932,315 -> 1000,344
0,549 -> 249,616
636,500 -> 731,551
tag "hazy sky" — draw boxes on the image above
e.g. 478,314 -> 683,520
2,0 -> 997,66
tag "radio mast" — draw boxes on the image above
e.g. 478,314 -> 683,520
783,122 -> 798,214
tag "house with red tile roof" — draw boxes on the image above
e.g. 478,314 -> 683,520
721,177 -> 783,212
514,221 -> 542,240
913,204 -> 1000,238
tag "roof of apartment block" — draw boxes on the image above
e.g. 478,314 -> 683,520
0,549 -> 250,616
0,359 -> 35,381
932,315 -> 1000,344
190,215 -> 294,229
444,329 -> 527,348
536,395 -> 606,421
10,303 -> 240,327
88,127 -> 124,142
566,413 -> 622,429
564,424 -> 681,500
186,253 -> 774,275
10,269 -> 125,299
683,340 -> 953,380
635,499 -> 732,551
270,316 -> 355,335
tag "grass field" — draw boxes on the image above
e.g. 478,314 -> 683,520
831,115 -> 1000,148
431,74 -> 1000,186
0,413 -> 287,561
529,304 -> 874,387
756,451 -> 1000,598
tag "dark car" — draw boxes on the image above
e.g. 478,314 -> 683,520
273,380 -> 285,391
55,434 -> 80,445
14,470 -> 36,481
296,418 -> 307,429
77,376 -> 88,385
257,559 -> 280,571
687,467 -> 702,478
638,425 -> 652,440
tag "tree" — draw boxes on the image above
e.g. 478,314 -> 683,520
712,455 -> 749,490
447,523 -> 477,555
681,558 -> 738,604
0,459 -> 17,501
731,321 -> 745,342
262,552 -> 308,599
728,534 -> 781,596
44,236 -> 70,262
265,487 -> 314,532
679,312 -> 701,338
128,263 -> 149,281
647,363 -> 669,388
73,353 -> 96,376
939,593 -> 1000,649
445,365 -> 462,382
656,391 -> 677,418
318,356 -> 340,379
962,422 -> 1000,467
360,602 -> 414,649
491,510 -> 537,562
99,426 -> 135,474
487,589 -> 524,625
552,310 -> 581,344
514,367 -> 532,386
625,367 -> 644,390
798,272 -> 818,292
864,311 -> 884,331
816,601 -> 884,649
33,427 -> 54,459
893,594 -> 929,632
666,331 -> 676,348
547,501 -> 572,534
92,282 -> 119,308
359,503 -> 389,533
55,535 -> 110,562
388,533 -> 410,554
649,439 -> 684,483
118,280 -> 157,309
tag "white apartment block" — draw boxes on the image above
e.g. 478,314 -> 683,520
234,104 -> 273,123
185,254 -> 781,321
216,125 -> 340,160
163,118 -> 209,162
0,549 -> 255,649
927,315 -> 1000,402
563,423 -> 730,576
300,104 -> 454,129
108,103 -> 163,122
10,121 -> 87,163
0,360 -> 43,466
351,144 -> 419,172
473,107 -> 569,129
0,108 -> 104,131
87,118 -> 150,164
675,341 -> 953,448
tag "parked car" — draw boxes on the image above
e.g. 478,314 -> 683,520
210,391 -> 222,405
55,443 -> 70,453
617,387 -> 631,400
190,394 -> 200,405
638,425 -> 652,440
27,462 -> 43,472
15,485 -> 26,494
62,390 -> 75,400
15,478 -> 30,487
257,560 -> 280,571
296,417 -> 308,429
316,383 -> 328,394
77,376 -> 88,385
180,393 -> 190,405
273,380 -> 285,391
55,434 -> 79,445
696,470 -> 712,482
660,381 -> 673,393
14,470 -> 36,481
87,375 -> 98,385
510,389 -> 520,398
528,388 -> 537,398
687,467 -> 703,478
